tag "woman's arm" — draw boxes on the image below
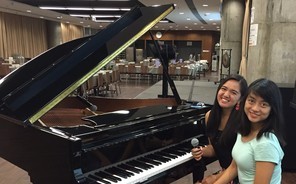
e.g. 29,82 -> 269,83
192,111 -> 216,160
213,160 -> 238,184
254,161 -> 275,184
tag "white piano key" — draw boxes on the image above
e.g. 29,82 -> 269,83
103,151 -> 193,184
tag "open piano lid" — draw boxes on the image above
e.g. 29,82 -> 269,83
0,4 -> 175,124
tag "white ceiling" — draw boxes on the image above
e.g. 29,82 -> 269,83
0,0 -> 221,31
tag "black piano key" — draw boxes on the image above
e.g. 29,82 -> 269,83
175,144 -> 191,152
158,151 -> 178,159
118,163 -> 142,174
86,177 -> 103,184
105,167 -> 132,179
127,160 -> 154,170
154,153 -> 173,161
145,154 -> 170,162
95,171 -> 122,183
138,157 -> 162,166
113,167 -> 135,177
88,174 -> 111,184
166,148 -> 186,156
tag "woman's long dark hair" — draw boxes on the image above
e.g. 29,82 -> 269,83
206,74 -> 248,146
238,78 -> 286,147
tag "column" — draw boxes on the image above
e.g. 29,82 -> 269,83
46,20 -> 61,48
220,0 -> 245,76
247,0 -> 296,84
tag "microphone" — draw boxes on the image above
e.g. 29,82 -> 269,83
76,95 -> 97,111
191,138 -> 199,148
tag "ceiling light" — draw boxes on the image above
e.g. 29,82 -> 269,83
67,7 -> 93,10
40,6 -> 67,10
93,8 -> 120,11
70,14 -> 90,17
92,15 -> 119,18
120,8 -> 130,11
94,20 -> 114,23
202,4 -> 208,7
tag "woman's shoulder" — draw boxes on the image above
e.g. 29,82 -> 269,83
205,110 -> 211,125
253,133 -> 283,150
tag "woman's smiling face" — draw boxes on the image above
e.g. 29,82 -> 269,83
244,92 -> 271,124
217,80 -> 241,109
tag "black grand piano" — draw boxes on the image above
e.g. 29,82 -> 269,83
0,4 -> 211,184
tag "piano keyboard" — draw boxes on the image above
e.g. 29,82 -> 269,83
85,137 -> 197,184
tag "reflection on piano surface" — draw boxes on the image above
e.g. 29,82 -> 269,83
0,4 -> 212,184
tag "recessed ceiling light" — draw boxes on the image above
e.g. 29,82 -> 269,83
202,4 -> 208,7
67,7 -> 92,10
179,12 -> 184,15
93,8 -> 120,11
40,6 -> 67,10
70,14 -> 90,17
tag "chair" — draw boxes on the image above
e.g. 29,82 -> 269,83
156,65 -> 163,81
0,65 -> 11,78
105,71 -> 117,96
180,66 -> 189,80
127,63 -> 136,80
97,73 -> 107,96
86,75 -> 97,95
168,65 -> 176,75
168,65 -> 176,80
112,70 -> 121,94
118,64 -> 126,74
140,65 -> 149,81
